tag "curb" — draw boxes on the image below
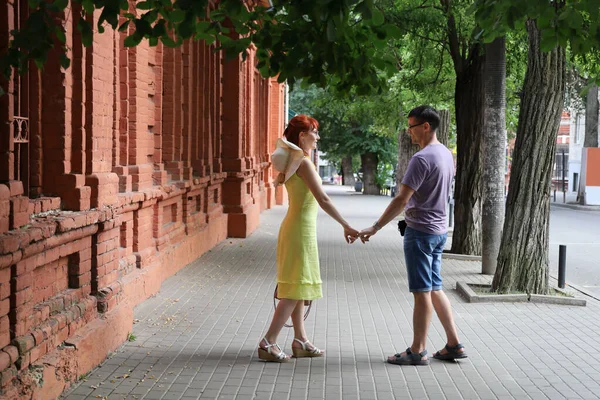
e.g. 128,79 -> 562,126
549,276 -> 600,302
442,253 -> 482,261
456,281 -> 586,306
550,202 -> 600,212
456,282 -> 528,303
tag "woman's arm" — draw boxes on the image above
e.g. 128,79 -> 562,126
296,159 -> 358,242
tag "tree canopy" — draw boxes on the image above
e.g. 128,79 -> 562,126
0,0 -> 405,96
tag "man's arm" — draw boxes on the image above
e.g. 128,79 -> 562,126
359,184 -> 415,242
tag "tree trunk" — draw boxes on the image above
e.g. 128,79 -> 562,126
449,48 -> 485,256
396,129 -> 420,189
361,152 -> 379,195
584,83 -> 599,147
482,37 -> 507,275
438,109 -> 450,147
492,20 -> 566,295
341,155 -> 355,186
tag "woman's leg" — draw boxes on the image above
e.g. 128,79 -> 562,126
262,299 -> 300,354
290,301 -> 323,353
291,300 -> 308,342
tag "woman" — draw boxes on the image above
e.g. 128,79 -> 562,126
258,115 -> 359,362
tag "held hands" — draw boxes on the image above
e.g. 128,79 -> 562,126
344,226 -> 359,244
343,224 -> 379,244
358,226 -> 378,243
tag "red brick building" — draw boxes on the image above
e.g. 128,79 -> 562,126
0,2 -> 285,398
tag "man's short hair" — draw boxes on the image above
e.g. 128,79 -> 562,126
408,105 -> 440,132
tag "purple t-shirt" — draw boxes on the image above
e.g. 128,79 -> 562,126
401,144 -> 454,235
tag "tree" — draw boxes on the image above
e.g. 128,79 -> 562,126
584,84 -> 599,147
481,37 -> 506,275
473,0 -> 597,294
383,0 -> 485,255
492,21 -> 565,294
290,84 -> 400,195
0,0 -> 401,96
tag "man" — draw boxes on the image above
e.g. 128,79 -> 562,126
359,105 -> 467,365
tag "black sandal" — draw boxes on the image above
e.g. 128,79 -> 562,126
433,343 -> 468,360
387,347 -> 430,366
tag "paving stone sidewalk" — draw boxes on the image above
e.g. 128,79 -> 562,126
63,186 -> 600,400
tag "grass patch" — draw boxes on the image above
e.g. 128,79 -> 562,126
549,288 -> 574,298
78,372 -> 90,381
127,332 -> 136,342
472,286 -> 526,295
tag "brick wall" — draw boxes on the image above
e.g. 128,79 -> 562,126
0,1 -> 285,398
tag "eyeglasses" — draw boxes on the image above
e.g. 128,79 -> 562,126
407,122 -> 426,131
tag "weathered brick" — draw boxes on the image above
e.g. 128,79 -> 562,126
12,334 -> 35,354
0,349 -> 10,371
2,346 -> 18,364
15,351 -> 29,371
13,272 -> 33,292
11,287 -> 33,307
29,341 -> 47,363
0,299 -> 8,317
0,233 -> 20,254
31,329 -> 44,346
0,365 -> 17,387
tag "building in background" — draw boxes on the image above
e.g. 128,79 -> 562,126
568,112 -> 585,195
552,111 -> 571,194
0,2 -> 285,397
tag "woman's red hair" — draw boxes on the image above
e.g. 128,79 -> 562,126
284,114 -> 319,147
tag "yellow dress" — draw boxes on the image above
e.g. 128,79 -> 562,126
276,172 -> 322,300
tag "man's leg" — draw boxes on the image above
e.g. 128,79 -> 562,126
431,290 -> 461,347
410,291 -> 433,354
388,228 -> 434,364
430,233 -> 466,357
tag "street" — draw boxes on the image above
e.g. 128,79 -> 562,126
549,205 -> 600,298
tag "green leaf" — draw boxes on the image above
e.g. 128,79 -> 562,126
60,53 -> 70,69
81,0 -> 94,14
77,19 -> 93,47
53,0 -> 68,9
160,35 -> 178,48
539,33 -> 557,52
124,32 -> 143,47
149,36 -> 158,46
55,27 -> 66,43
118,20 -> 130,32
384,24 -> 402,40
194,32 -> 215,44
178,18 -> 195,39
136,1 -> 154,10
195,21 -> 211,33
371,9 -> 384,26
169,10 -> 186,23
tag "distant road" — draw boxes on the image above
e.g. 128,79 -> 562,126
549,205 -> 600,298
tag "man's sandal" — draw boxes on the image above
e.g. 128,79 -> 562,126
258,338 -> 290,362
433,343 -> 468,360
291,338 -> 324,358
387,348 -> 430,366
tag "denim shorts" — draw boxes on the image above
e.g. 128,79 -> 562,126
403,227 -> 447,292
